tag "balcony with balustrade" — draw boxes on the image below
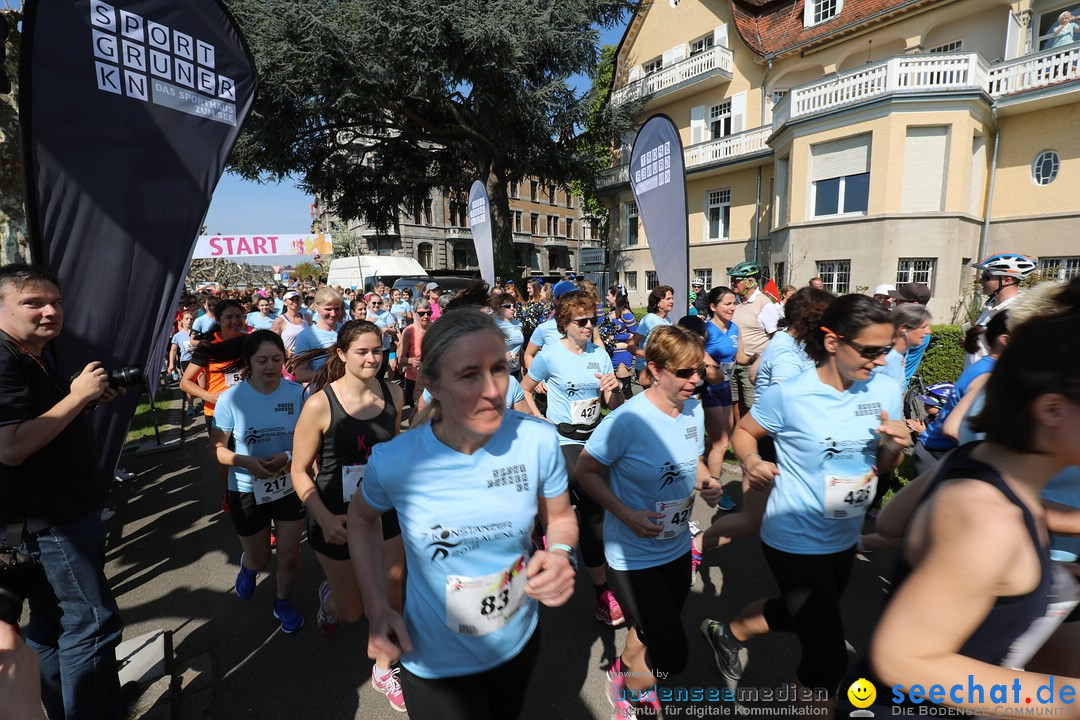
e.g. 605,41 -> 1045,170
772,47 -> 1080,132
612,45 -> 734,110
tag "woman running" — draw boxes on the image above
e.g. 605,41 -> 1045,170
520,290 -> 625,626
399,299 -> 432,407
270,290 -> 310,360
629,285 -> 674,390
349,297 -> 368,321
291,287 -> 343,383
346,308 -> 578,720
600,285 -> 638,399
169,310 -> 196,411
494,296 -> 525,379
839,284 -> 1080,717
290,320 -> 407,712
247,296 -> 277,332
700,295 -> 909,709
209,331 -> 306,633
879,303 -> 932,389
180,299 -> 248,433
577,325 -> 724,717
701,286 -> 751,489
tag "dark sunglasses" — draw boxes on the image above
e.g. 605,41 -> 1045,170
569,317 -> 595,328
415,310 -> 432,316
501,303 -> 514,309
821,326 -> 893,359
671,366 -> 707,380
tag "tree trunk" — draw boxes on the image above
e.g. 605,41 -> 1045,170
485,164 -> 516,282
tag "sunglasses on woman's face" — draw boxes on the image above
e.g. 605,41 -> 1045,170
671,366 -> 706,380
838,337 -> 893,359
569,317 -> 595,328
416,310 -> 432,316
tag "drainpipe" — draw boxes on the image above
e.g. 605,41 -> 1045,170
979,107 -> 1000,265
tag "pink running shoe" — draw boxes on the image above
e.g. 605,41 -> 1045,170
371,665 -> 407,713
595,588 -> 626,627
317,580 -> 339,636
607,657 -> 636,717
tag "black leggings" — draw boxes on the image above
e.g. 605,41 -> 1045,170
562,444 -> 606,569
608,553 -> 692,676
398,630 -> 540,720
761,543 -> 855,695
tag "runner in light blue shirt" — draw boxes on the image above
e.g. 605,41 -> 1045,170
630,285 -> 675,374
213,379 -> 306,493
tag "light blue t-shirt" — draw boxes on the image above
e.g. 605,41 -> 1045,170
293,325 -> 339,371
211,380 -> 306,493
390,300 -> 412,330
752,367 -> 902,554
246,311 -> 277,331
877,348 -> 907,389
1042,467 -> 1080,558
362,411 -> 567,679
274,298 -> 284,314
192,313 -> 216,335
528,340 -> 614,446
421,376 -> 526,409
529,318 -> 562,350
497,318 -> 525,373
171,330 -> 193,363
754,332 -> 813,397
634,313 -> 672,370
371,309 -> 395,350
585,392 -> 705,571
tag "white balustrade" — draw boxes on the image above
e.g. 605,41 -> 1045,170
612,45 -> 734,105
987,44 -> 1080,96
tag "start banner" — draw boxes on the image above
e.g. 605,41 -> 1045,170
193,233 -> 333,258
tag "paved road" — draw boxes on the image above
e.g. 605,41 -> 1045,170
108,412 -> 896,719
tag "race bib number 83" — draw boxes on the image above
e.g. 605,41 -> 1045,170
445,555 -> 528,637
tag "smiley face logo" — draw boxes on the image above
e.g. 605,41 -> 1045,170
847,677 -> 876,709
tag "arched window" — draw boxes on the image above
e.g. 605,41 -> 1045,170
417,242 -> 433,269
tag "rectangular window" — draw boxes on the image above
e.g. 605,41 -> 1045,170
530,181 -> 538,202
530,212 -> 539,235
808,0 -> 840,26
566,191 -> 574,209
549,185 -> 557,206
643,57 -> 663,75
547,215 -> 558,236
709,100 -> 732,140
897,258 -> 937,292
510,180 -> 520,199
626,201 -> 639,246
811,134 -> 871,218
423,198 -> 433,225
689,34 -> 714,56
1039,256 -> 1080,281
514,210 -> 523,233
774,262 -> 786,288
646,271 -> 658,290
816,260 -> 851,294
928,40 -> 962,53
625,271 -> 638,292
1037,9 -> 1079,51
565,218 -> 574,239
693,268 -> 713,289
707,189 -> 731,240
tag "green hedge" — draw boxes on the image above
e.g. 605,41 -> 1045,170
919,325 -> 965,386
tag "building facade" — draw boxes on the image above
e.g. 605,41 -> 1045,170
599,0 -> 1080,321
322,181 -> 599,278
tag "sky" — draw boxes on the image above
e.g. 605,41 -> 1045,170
202,21 -> 628,241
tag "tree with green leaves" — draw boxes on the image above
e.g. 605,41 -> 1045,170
226,0 -> 637,280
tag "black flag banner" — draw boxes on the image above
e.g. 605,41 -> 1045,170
629,115 -> 689,320
20,0 -> 256,483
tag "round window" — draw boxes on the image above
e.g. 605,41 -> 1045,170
1033,150 -> 1060,185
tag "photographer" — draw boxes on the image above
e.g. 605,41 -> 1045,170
0,264 -> 124,720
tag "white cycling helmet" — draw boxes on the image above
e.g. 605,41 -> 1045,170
971,253 -> 1037,280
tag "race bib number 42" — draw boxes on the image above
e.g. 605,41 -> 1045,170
655,495 -> 694,540
822,472 -> 877,519
445,555 -> 528,637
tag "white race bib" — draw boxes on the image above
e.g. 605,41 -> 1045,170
569,397 -> 601,426
720,362 -> 735,382
655,495 -> 695,540
445,555 -> 528,637
253,472 -> 294,505
342,464 -> 366,503
822,472 -> 877,519
224,371 -> 243,388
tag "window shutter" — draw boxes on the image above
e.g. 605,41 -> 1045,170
968,136 -> 987,215
900,126 -> 949,212
810,134 -> 871,182
731,92 -> 746,133
662,44 -> 686,66
690,105 -> 706,145
628,66 -> 641,82
714,24 -> 728,48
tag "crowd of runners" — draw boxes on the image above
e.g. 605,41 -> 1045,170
5,253 -> 1079,720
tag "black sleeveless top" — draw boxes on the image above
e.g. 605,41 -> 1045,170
315,378 -> 397,515
841,443 -> 1077,714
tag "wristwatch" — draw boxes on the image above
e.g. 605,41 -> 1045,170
548,543 -> 579,572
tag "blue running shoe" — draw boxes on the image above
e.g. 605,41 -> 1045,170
273,598 -> 304,634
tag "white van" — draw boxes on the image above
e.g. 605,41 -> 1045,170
326,256 -> 428,291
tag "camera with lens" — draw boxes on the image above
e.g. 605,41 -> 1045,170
0,545 -> 40,626
107,366 -> 144,389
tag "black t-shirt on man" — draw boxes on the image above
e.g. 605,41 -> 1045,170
0,331 -> 100,533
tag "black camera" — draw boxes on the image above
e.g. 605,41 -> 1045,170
107,366 -> 144,389
0,545 -> 39,626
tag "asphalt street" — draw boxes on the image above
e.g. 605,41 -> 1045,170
106,411 -> 897,719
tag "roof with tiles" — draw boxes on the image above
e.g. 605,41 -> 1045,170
729,0 -> 938,58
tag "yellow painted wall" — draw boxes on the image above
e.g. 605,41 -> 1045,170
991,103 -> 1080,218
686,165 -> 771,243
620,0 -> 730,74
